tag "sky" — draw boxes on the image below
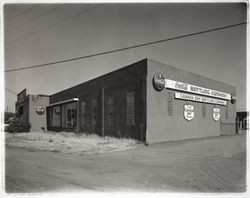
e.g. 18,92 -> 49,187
3,2 -> 247,113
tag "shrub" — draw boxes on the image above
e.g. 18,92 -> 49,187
5,118 -> 31,133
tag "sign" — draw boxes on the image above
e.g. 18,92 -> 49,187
184,104 -> 194,121
17,88 -> 27,102
231,93 -> 236,104
36,106 -> 45,115
213,108 -> 220,121
153,73 -> 165,91
165,79 -> 231,100
175,92 -> 227,106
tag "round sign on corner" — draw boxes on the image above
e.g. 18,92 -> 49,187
153,73 -> 165,91
231,93 -> 236,104
36,106 -> 45,115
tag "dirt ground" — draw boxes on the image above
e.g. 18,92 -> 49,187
5,132 -> 246,193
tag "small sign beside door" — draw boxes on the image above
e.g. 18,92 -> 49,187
184,104 -> 194,121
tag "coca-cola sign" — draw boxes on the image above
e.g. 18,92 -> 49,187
36,106 -> 45,115
153,73 -> 165,91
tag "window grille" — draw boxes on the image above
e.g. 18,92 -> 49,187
126,92 -> 135,125
108,96 -> 115,126
202,103 -> 206,118
81,101 -> 86,125
225,105 -> 229,119
92,99 -> 97,125
62,102 -> 77,128
168,91 -> 173,116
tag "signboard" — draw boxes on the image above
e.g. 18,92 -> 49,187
175,92 -> 227,106
213,108 -> 220,121
153,73 -> 165,91
36,106 -> 45,115
165,79 -> 231,100
17,88 -> 27,102
184,104 -> 194,121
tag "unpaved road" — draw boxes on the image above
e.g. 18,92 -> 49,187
5,133 -> 246,193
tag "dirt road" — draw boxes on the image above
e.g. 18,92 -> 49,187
5,132 -> 246,193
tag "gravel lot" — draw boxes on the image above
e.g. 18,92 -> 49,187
5,131 -> 246,193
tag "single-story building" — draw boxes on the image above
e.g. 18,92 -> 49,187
15,88 -> 49,131
237,111 -> 249,130
44,58 -> 236,143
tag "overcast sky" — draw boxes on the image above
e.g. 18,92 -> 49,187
4,2 -> 247,112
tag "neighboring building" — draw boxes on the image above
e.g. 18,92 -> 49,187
237,111 -> 249,130
46,58 -> 237,143
16,89 -> 50,131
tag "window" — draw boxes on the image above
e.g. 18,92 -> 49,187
51,106 -> 61,127
168,91 -> 173,116
225,105 -> 229,119
126,92 -> 135,125
81,101 -> 86,125
62,102 -> 77,128
108,96 -> 115,126
202,103 -> 206,118
92,99 -> 97,126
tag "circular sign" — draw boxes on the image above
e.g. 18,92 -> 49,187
231,93 -> 236,104
36,106 -> 45,115
213,107 -> 220,121
153,73 -> 165,91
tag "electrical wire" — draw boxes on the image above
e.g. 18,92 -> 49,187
4,88 -> 17,95
5,5 -> 37,22
4,22 -> 247,73
5,4 -> 65,33
5,4 -> 103,45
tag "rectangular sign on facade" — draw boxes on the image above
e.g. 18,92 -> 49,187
17,88 -> 27,102
175,92 -> 227,106
165,79 -> 231,100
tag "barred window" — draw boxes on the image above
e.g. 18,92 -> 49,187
167,91 -> 173,116
51,106 -> 61,127
108,96 -> 115,126
81,101 -> 86,125
92,99 -> 97,125
202,103 -> 206,118
62,102 -> 77,128
126,92 -> 135,125
225,105 -> 228,119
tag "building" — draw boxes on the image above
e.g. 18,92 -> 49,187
16,89 -> 50,131
46,58 -> 236,143
237,111 -> 249,130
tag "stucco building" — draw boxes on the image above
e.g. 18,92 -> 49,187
45,59 -> 236,143
15,89 -> 49,132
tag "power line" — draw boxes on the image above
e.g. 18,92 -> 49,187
6,4 -> 103,45
4,88 -> 17,95
5,4 -> 65,33
5,5 -> 37,22
5,22 -> 247,73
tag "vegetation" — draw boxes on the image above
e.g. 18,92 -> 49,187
5,117 -> 31,133
4,112 -> 15,123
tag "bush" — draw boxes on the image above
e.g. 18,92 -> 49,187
5,118 -> 31,133
4,112 -> 16,123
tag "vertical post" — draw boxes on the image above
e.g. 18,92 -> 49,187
76,100 -> 80,133
101,88 -> 105,137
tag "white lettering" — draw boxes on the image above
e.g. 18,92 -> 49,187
175,92 -> 227,106
165,79 -> 231,100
